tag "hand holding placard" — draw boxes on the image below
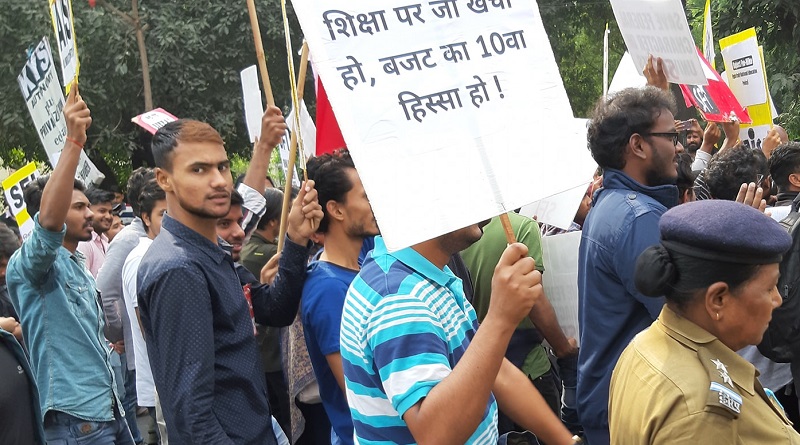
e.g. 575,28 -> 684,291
64,83 -> 91,148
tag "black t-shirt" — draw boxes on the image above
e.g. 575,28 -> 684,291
0,339 -> 36,445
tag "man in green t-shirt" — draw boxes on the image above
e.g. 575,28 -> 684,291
461,212 -> 577,434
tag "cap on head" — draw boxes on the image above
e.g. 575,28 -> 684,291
659,200 -> 791,265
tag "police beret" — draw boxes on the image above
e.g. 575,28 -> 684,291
658,200 -> 792,265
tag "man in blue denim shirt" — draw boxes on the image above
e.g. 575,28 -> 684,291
137,116 -> 322,444
577,87 -> 680,445
7,88 -> 133,444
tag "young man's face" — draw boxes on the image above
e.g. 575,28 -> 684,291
340,168 -> 379,238
89,201 -> 114,235
216,204 -> 245,262
143,199 -> 168,239
66,190 -> 94,244
106,215 -> 123,242
163,141 -> 233,220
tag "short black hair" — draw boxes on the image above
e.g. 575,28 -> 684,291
0,223 -> 20,259
256,188 -> 284,230
306,148 -> 357,233
231,189 -> 244,207
675,153 -> 697,199
84,186 -> 115,206
769,142 -> 800,191
151,119 -> 224,171
127,167 -> 155,217
705,145 -> 768,201
587,87 -> 676,170
138,179 -> 166,233
23,175 -> 85,216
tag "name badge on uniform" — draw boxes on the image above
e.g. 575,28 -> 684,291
710,381 -> 742,415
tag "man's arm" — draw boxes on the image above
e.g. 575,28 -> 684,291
528,295 -> 577,359
241,106 -> 286,195
139,266 -> 234,445
251,180 -> 322,326
493,358 -> 574,445
615,212 -> 665,318
97,230 -> 142,343
39,85 -> 91,232
7,86 -> 91,287
400,244 -> 542,445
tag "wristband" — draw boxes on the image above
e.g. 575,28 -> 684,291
65,137 -> 84,149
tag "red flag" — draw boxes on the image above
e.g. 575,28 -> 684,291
679,48 -> 751,124
315,77 -> 346,156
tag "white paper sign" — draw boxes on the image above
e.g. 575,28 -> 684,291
609,0 -> 707,86
18,38 -> 104,185
287,101 -> 317,160
294,0 -> 579,250
520,182 -> 590,230
720,36 -> 766,107
739,125 -> 771,152
240,65 -> 265,144
608,52 -> 646,97
131,108 -> 178,135
49,0 -> 79,88
541,230 -> 582,344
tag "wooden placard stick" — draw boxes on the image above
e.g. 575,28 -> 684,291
245,0 -> 275,107
499,213 -> 517,245
277,41 -> 310,252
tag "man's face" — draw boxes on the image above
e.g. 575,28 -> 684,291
439,219 -> 490,255
90,201 -> 114,234
341,168 -> 380,238
144,199 -> 168,239
685,129 -> 703,153
65,190 -> 94,244
106,215 -> 123,242
217,204 -> 245,262
112,192 -> 125,206
163,141 -> 233,220
643,110 -> 679,187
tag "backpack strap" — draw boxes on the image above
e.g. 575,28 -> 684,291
778,194 -> 800,232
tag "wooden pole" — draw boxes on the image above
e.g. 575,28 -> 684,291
499,213 -> 517,244
277,41 -> 310,252
245,0 -> 275,107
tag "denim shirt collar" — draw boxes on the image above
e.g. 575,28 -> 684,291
161,214 -> 227,264
599,169 -> 679,209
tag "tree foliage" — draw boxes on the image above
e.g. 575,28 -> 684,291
0,0 -> 309,186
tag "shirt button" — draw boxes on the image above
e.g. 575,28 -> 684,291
627,193 -> 637,200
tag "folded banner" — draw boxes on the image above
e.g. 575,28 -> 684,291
1,162 -> 40,241
293,0 -> 580,250
678,48 -> 751,123
18,38 -> 104,185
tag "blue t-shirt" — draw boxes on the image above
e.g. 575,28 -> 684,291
301,261 -> 358,445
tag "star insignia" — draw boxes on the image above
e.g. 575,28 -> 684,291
712,359 -> 728,374
719,371 -> 733,386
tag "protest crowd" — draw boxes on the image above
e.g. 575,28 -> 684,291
2,0 -> 800,444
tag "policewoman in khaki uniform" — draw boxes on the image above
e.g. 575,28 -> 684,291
609,200 -> 800,444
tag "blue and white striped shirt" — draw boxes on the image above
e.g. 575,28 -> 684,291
341,236 -> 497,445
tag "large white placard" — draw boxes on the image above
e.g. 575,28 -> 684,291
18,38 -> 104,185
293,0 -> 579,250
609,0 -> 706,86
720,31 -> 766,107
240,65 -> 264,144
608,52 -> 646,97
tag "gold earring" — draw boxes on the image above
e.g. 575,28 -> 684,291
716,312 -> 720,321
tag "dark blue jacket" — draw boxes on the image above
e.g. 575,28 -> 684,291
576,169 -> 678,440
0,328 -> 45,444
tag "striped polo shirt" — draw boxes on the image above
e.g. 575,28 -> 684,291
341,236 -> 498,445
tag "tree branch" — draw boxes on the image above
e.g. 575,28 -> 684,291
94,0 -> 136,27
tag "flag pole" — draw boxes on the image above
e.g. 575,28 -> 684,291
246,0 -> 275,107
603,23 -> 610,100
277,41 -> 310,252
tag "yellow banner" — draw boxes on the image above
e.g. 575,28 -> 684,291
2,162 -> 39,228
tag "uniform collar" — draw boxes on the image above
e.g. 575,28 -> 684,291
599,169 -> 679,209
658,305 -> 757,396
162,214 -> 228,264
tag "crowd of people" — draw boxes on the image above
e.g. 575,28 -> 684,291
0,58 -> 799,445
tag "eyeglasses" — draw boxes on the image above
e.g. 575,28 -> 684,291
642,132 -> 680,147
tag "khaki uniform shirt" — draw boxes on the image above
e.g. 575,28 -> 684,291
610,305 -> 800,444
